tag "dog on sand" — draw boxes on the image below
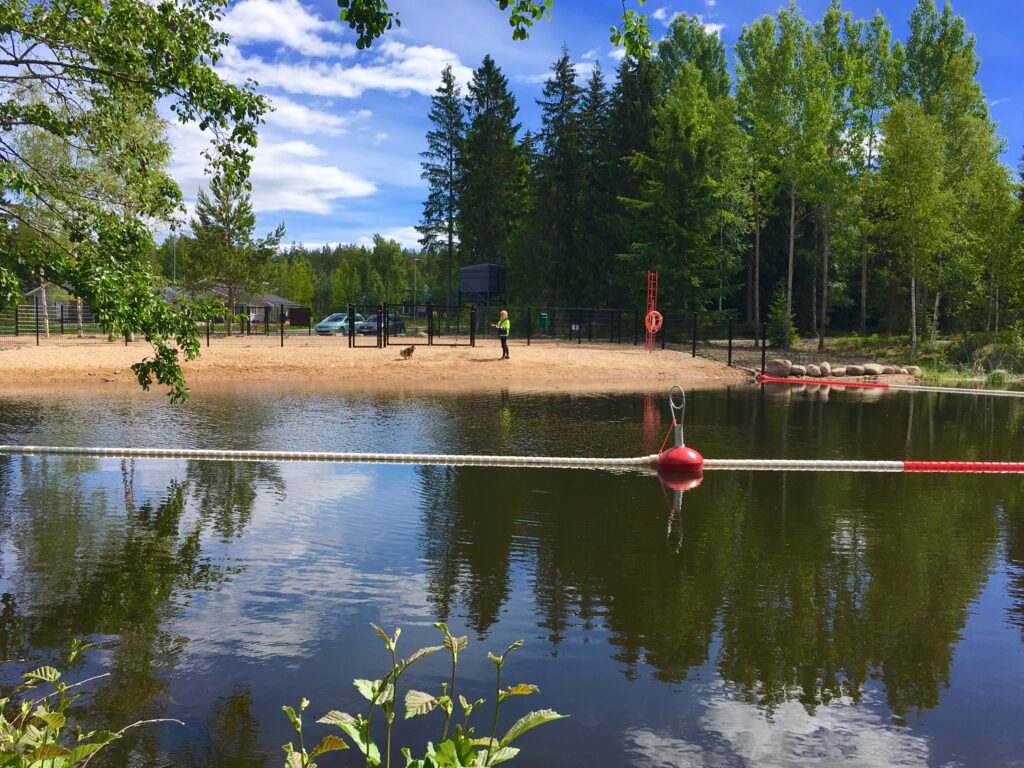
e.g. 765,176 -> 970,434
399,346 -> 415,360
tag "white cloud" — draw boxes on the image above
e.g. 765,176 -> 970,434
702,20 -> 726,35
357,226 -> 421,250
217,0 -> 353,57
581,48 -> 600,60
216,41 -> 473,99
705,0 -> 717,6
652,7 -> 669,21
610,47 -> 627,61
166,122 -> 377,218
372,132 -> 389,145
266,95 -> 371,136
990,98 -> 1007,107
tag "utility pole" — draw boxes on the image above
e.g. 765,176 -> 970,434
413,257 -> 419,326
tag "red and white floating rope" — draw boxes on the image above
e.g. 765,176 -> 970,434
2,445 -> 1022,474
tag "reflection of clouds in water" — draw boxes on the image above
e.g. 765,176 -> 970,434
175,462 -> 431,664
625,687 -> 932,767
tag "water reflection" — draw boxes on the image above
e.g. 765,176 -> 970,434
0,386 -> 1022,766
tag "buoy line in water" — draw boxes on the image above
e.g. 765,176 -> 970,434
2,445 -> 1022,474
0,444 -> 659,470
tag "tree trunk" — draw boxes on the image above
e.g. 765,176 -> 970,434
928,288 -> 940,354
227,284 -> 235,336
76,298 -> 83,337
38,268 -> 50,337
786,182 -> 796,350
910,276 -> 917,359
754,208 -> 761,348
819,203 -> 829,353
995,284 -> 1000,333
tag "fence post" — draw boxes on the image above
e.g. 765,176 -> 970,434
727,318 -> 734,366
469,305 -> 477,347
206,320 -> 210,347
35,295 -> 40,346
308,309 -> 312,335
15,303 -> 19,336
661,315 -> 666,350
527,306 -> 532,346
692,312 -> 698,358
427,303 -> 433,345
376,304 -> 383,348
761,322 -> 768,376
348,304 -> 355,348
280,304 -> 285,348
59,303 -> 64,336
633,310 -> 638,346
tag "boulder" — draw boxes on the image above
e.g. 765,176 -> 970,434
790,364 -> 807,377
898,367 -> 909,375
820,362 -> 831,377
882,365 -> 897,375
846,364 -> 865,377
832,366 -> 846,377
906,365 -> 922,376
862,363 -> 885,376
765,358 -> 793,377
806,364 -> 822,378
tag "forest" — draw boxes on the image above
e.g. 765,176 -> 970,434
155,0 -> 1023,357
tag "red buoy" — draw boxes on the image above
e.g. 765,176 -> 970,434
659,445 -> 704,475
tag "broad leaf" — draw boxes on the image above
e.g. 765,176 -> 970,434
23,667 -> 60,684
404,645 -> 443,668
317,710 -> 356,727
404,689 -> 439,719
500,709 -> 567,747
335,722 -> 381,766
310,734 -> 349,759
28,743 -> 70,761
444,635 -> 468,652
353,678 -> 378,702
281,705 -> 300,729
485,747 -> 520,765
285,750 -> 304,768
34,709 -> 66,729
503,684 -> 538,697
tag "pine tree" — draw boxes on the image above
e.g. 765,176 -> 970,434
189,175 -> 284,334
460,55 -> 525,267
417,65 -> 465,310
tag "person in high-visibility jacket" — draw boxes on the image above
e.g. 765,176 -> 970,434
491,309 -> 510,359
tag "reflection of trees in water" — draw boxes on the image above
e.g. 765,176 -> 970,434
0,456 -> 281,766
185,460 -> 284,540
173,687 -> 269,768
418,459 -> 1009,716
1001,503 -> 1024,642
418,466 -> 518,636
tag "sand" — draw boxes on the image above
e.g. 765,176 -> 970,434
0,336 -> 751,396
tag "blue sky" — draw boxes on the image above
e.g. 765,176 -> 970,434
166,0 -> 1024,250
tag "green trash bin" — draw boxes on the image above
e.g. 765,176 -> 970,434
539,313 -> 549,332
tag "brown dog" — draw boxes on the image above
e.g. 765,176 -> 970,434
399,345 -> 415,360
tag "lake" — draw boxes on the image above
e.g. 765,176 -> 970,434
0,384 -> 1022,767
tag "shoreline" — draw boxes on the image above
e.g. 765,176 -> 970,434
0,338 -> 752,396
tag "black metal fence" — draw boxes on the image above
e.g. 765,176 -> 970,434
0,296 -> 781,373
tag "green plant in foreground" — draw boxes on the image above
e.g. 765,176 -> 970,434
282,622 -> 567,768
0,641 -> 180,767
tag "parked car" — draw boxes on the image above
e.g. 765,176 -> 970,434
314,312 -> 363,335
357,313 -> 405,335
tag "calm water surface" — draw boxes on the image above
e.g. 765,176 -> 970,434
0,384 -> 1022,767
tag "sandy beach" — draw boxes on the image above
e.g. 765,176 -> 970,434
0,337 -> 751,395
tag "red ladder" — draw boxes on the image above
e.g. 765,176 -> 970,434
645,271 -> 659,351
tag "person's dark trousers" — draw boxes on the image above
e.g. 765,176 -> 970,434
500,335 -> 509,359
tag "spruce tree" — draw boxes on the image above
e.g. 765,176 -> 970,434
417,65 -> 465,310
576,62 -> 620,306
533,47 -> 584,305
460,55 -> 525,267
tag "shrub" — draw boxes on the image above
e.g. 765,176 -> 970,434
0,641 -> 178,766
282,622 -> 566,768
